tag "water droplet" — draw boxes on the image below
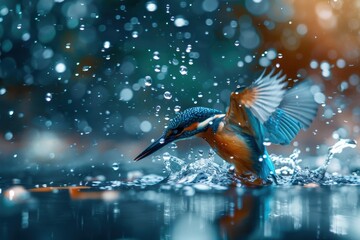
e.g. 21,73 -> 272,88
174,17 -> 189,27
174,105 -> 181,112
153,51 -> 160,60
144,76 -> 152,86
8,110 -> 14,116
310,60 -> 318,69
314,92 -> 325,104
159,138 -> 165,144
234,40 -> 240,46
336,59 -> 346,69
55,63 -> 66,73
198,150 -> 204,156
112,163 -> 119,171
4,131 -> 13,141
0,88 -> 6,95
103,41 -> 110,49
237,61 -> 244,67
132,31 -> 139,38
164,91 -> 172,100
208,149 -> 215,158
154,65 -> 161,72
65,43 -> 71,49
197,92 -> 203,98
82,66 -> 91,72
266,49 -> 277,60
264,142 -> 271,146
244,55 -> 253,63
120,88 -> 133,101
172,58 -> 179,65
163,152 -> 171,161
155,105 -> 161,111
17,24 -> 22,29
140,121 -> 152,132
179,65 -> 188,75
45,93 -> 52,102
146,1 -> 157,12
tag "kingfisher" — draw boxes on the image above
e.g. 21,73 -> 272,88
134,69 -> 319,185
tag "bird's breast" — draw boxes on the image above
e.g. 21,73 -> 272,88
198,122 -> 255,173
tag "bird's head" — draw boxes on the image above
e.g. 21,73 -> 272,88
134,107 -> 223,161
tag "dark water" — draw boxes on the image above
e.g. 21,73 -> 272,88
0,185 -> 359,240
0,139 -> 359,239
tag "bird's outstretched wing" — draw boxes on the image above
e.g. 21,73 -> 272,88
263,80 -> 319,145
225,69 -> 287,134
224,69 -> 288,180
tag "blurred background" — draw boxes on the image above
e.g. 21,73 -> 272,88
0,0 -> 359,184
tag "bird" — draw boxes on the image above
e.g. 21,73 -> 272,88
134,69 -> 319,185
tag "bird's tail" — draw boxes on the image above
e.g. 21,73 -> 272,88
259,150 -> 275,180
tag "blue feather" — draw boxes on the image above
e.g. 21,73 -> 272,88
259,150 -> 275,180
242,109 -> 275,180
263,80 -> 318,145
264,109 -> 302,145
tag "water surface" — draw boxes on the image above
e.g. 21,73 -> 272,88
1,185 -> 359,240
0,139 -> 359,240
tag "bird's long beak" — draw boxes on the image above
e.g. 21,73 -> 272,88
134,134 -> 175,161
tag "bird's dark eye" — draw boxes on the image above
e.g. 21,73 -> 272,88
172,126 -> 184,135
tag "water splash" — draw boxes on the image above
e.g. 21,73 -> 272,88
326,139 -> 357,164
275,139 -> 358,185
311,139 -> 357,184
158,139 -> 359,188
163,155 -> 236,188
272,149 -> 302,176
85,139 -> 359,190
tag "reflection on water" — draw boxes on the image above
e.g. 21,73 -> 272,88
0,185 -> 359,239
0,139 -> 359,239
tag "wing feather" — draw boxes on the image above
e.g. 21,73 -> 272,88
226,69 -> 287,127
224,69 -> 288,154
263,80 -> 319,144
